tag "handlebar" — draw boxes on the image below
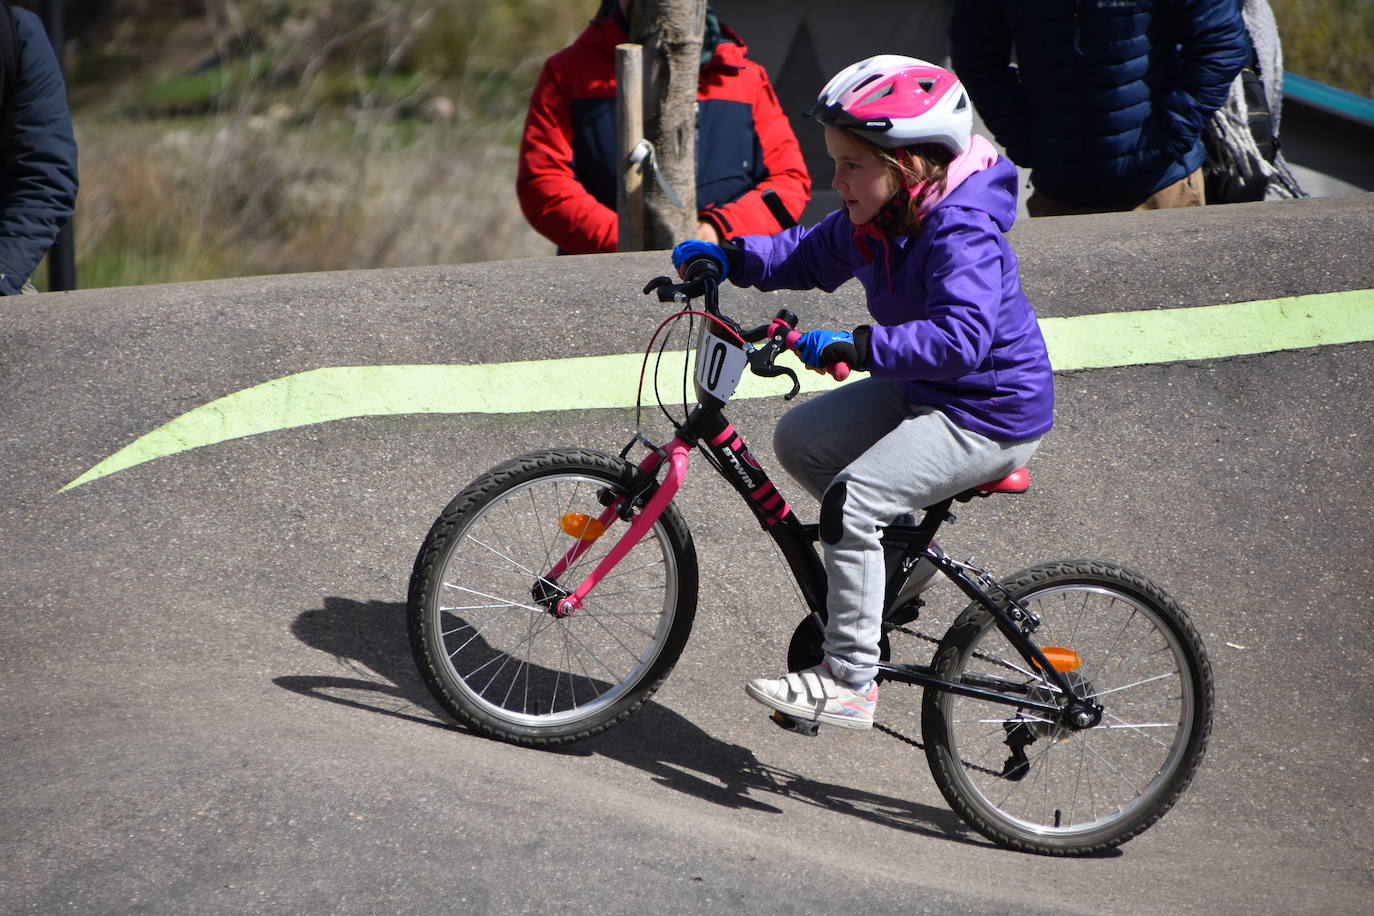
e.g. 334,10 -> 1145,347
769,318 -> 851,382
645,260 -> 721,308
643,274 -> 851,384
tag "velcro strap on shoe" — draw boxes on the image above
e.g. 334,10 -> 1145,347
796,669 -> 838,701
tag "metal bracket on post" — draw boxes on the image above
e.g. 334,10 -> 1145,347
626,140 -> 684,210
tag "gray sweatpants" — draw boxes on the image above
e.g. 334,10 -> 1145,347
773,378 -> 1042,686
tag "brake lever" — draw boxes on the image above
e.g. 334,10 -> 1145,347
643,275 -> 680,301
748,343 -> 801,400
642,274 -> 715,304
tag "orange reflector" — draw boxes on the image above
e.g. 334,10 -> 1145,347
1036,646 -> 1083,673
560,513 -> 607,541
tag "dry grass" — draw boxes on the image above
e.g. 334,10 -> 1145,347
69,0 -> 590,289
74,114 -> 554,289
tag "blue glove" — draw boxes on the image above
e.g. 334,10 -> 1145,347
796,329 -> 857,370
671,240 -> 730,280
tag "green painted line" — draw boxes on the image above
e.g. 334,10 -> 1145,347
1039,289 -> 1374,370
60,353 -> 842,491
61,288 -> 1374,491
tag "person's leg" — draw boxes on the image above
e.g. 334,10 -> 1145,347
1025,186 -> 1126,217
819,409 -> 1041,687
1026,187 -> 1090,217
750,407 -> 1041,728
772,377 -> 913,500
1027,166 -> 1205,216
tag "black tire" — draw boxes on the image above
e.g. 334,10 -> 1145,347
921,560 -> 1213,855
408,449 -> 698,747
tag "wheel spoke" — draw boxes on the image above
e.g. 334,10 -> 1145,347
409,457 -> 695,743
923,565 -> 1211,854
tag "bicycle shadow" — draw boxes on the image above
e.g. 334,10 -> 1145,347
273,596 -> 452,730
274,597 -> 979,847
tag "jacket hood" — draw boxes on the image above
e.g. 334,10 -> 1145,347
931,151 -> 1019,233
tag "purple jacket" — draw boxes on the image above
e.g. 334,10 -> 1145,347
731,156 -> 1053,443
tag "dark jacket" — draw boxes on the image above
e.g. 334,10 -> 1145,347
0,7 -> 77,294
517,12 -> 810,254
949,0 -> 1249,206
731,156 -> 1054,444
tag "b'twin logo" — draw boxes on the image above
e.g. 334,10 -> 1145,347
719,444 -> 763,491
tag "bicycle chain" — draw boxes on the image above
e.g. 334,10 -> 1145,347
879,623 -> 1025,779
887,622 -> 1023,673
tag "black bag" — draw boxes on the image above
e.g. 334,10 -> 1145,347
1239,66 -> 1276,163
1203,62 -> 1279,204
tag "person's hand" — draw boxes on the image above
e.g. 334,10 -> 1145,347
795,329 -> 858,371
671,240 -> 729,281
695,221 -> 721,244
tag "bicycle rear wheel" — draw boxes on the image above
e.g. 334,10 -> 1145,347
921,560 -> 1213,855
408,449 -> 698,746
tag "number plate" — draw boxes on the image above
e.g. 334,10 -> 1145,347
694,324 -> 747,403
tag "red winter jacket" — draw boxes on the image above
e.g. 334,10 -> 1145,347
517,14 -> 811,254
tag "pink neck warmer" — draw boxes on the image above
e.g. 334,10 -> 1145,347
916,134 -> 1000,218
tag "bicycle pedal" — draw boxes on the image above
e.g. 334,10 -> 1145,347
771,710 -> 820,737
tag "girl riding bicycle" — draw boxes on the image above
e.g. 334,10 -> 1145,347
673,55 -> 1055,731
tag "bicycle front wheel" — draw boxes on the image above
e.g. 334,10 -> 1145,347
921,560 -> 1213,855
408,449 -> 698,747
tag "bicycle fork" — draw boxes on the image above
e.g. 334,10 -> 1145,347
542,405 -> 827,620
544,436 -> 693,618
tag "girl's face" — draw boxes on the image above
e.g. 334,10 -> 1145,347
825,126 -> 899,225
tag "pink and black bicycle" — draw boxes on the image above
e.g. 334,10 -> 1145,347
407,264 -> 1213,855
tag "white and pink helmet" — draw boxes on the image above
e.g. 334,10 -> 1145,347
805,55 -> 972,154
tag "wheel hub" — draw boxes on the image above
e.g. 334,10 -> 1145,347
1028,670 -> 1103,737
1001,672 -> 1103,780
531,578 -> 571,616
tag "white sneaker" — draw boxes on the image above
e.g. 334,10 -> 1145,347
745,664 -> 877,730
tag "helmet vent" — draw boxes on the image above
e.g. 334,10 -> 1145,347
917,78 -> 936,93
859,84 -> 895,107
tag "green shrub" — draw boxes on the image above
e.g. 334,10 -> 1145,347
1271,0 -> 1374,97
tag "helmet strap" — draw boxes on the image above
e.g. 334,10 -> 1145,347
867,148 -> 924,238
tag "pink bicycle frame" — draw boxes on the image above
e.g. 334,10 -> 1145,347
547,436 -> 692,617
543,307 -> 844,617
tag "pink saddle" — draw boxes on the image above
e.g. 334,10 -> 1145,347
971,467 -> 1030,495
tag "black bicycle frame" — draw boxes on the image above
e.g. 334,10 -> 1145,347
660,401 -> 1086,720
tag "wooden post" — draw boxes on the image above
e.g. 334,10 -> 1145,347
616,43 -> 645,252
632,0 -> 706,249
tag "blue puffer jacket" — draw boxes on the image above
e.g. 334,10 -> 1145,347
0,8 -> 78,295
730,156 -> 1054,444
949,0 -> 1249,206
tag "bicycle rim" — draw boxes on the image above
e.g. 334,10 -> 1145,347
424,467 -> 685,736
925,571 -> 1209,853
